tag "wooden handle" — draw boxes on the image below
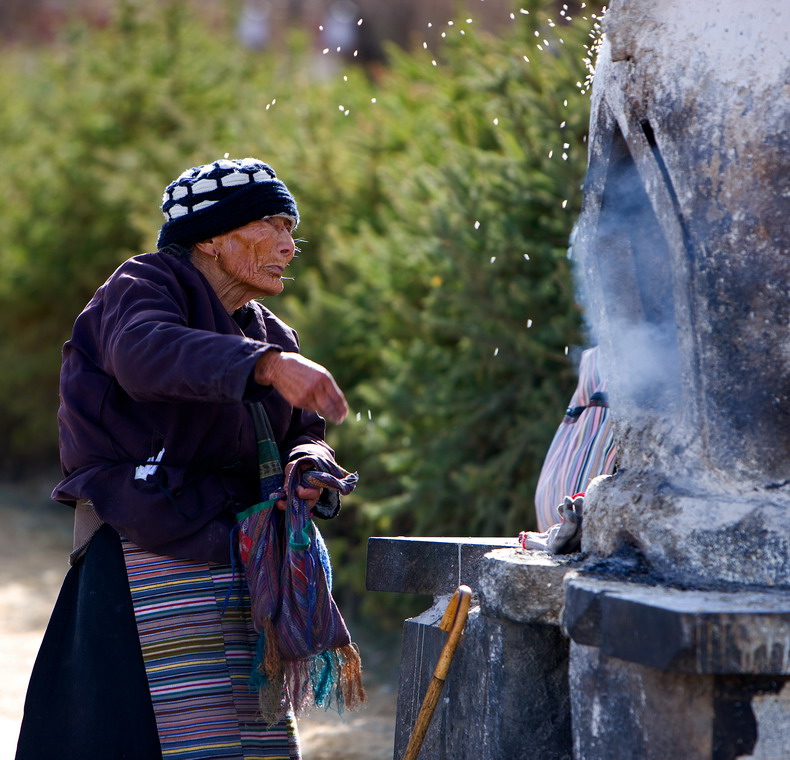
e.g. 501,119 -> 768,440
401,585 -> 473,760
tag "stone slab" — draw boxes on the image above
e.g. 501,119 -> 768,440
365,537 -> 518,596
563,576 -> 790,674
478,548 -> 580,626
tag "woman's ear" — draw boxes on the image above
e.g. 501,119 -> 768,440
193,239 -> 218,259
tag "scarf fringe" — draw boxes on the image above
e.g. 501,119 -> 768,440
251,621 -> 366,725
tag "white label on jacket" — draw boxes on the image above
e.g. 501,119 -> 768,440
135,448 -> 165,481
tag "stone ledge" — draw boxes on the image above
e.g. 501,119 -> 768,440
563,576 -> 790,674
365,537 -> 518,596
479,548 -> 580,626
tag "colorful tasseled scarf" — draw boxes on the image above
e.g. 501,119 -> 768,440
236,402 -> 365,724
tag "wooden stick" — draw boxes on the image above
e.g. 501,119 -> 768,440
401,585 -> 473,760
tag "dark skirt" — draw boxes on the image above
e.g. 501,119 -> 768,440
16,524 -> 299,760
15,524 -> 162,759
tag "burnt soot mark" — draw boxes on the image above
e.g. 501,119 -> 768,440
712,676 -> 786,760
582,543 -> 667,586
640,119 -> 695,260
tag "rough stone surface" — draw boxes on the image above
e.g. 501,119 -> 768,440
478,548 -> 580,626
572,0 -> 790,587
569,642 -> 790,760
365,537 -> 518,596
395,600 -> 572,760
569,641 -> 715,760
582,474 -> 790,589
741,683 -> 790,760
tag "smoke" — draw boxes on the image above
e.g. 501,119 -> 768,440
572,123 -> 683,425
599,318 -> 681,417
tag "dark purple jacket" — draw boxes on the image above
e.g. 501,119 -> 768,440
53,251 -> 335,563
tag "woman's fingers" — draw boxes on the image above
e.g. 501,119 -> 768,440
297,485 -> 322,506
274,485 -> 322,512
255,351 -> 348,423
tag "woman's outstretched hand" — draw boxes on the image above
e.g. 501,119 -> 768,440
255,350 -> 349,424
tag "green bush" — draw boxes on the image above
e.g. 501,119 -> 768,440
280,6 -> 600,619
0,2 -> 262,464
0,0 -> 602,623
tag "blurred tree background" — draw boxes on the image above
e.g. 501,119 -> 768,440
0,0 -> 603,624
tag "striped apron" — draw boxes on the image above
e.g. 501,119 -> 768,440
121,540 -> 301,760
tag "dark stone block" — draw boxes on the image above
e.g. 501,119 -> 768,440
561,579 -> 605,648
563,576 -> 790,674
569,642 -> 715,760
599,593 -> 692,671
365,537 -> 518,596
394,602 -> 572,760
570,642 -> 790,760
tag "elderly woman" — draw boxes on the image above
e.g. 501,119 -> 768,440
16,158 -> 351,760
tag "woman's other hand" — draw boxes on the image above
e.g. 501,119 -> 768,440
274,485 -> 323,512
274,460 -> 322,511
255,351 -> 349,424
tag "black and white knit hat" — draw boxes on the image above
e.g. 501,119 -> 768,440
157,158 -> 299,249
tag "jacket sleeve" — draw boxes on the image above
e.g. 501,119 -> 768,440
95,260 -> 274,403
283,407 -> 333,462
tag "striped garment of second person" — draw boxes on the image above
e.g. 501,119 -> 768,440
533,346 -> 618,532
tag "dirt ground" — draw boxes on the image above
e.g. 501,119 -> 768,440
0,478 -> 399,760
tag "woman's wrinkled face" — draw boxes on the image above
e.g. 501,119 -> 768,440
212,215 -> 296,298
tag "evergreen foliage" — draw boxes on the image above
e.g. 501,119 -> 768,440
0,0 -> 602,621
